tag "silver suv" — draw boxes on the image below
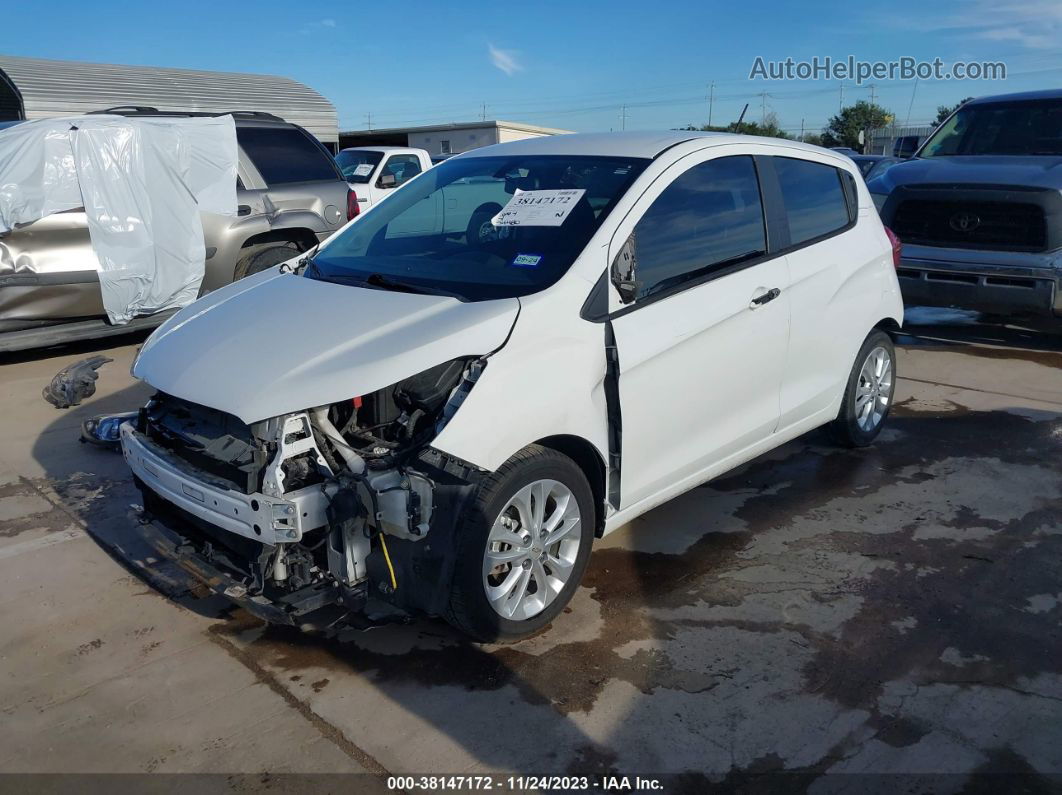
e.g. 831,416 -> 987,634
0,108 -> 353,352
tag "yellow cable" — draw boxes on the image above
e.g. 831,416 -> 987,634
378,532 -> 397,591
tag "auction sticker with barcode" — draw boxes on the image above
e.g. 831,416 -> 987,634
491,189 -> 586,227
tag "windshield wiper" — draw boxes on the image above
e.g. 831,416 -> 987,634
292,244 -> 321,275
363,273 -> 462,298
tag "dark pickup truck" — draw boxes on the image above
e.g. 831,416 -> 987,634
868,89 -> 1062,322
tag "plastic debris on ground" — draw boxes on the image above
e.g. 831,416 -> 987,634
42,355 -> 113,408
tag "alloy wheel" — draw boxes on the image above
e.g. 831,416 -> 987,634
482,479 -> 582,621
855,346 -> 893,431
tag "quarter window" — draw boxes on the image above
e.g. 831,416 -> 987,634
632,155 -> 767,300
774,157 -> 850,246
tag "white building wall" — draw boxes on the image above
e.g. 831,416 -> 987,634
497,127 -> 552,143
408,127 -> 499,156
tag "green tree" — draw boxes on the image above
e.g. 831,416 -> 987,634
933,97 -> 973,126
821,101 -> 893,151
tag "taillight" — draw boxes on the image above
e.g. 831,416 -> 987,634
346,188 -> 360,221
884,226 -> 902,269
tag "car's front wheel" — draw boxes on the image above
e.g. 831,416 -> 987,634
829,329 -> 896,447
446,445 -> 594,642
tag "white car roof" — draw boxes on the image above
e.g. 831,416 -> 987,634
451,131 -> 838,161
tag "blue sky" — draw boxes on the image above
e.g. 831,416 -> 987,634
2,0 -> 1060,135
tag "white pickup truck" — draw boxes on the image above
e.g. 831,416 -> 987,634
336,146 -> 433,211
335,145 -> 513,243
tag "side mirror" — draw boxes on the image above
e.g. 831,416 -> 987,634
378,173 -> 396,189
611,233 -> 638,304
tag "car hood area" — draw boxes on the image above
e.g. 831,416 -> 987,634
133,270 -> 520,424
868,155 -> 1062,194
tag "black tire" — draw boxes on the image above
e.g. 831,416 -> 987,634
828,329 -> 896,447
234,242 -> 301,280
445,445 -> 595,642
464,203 -> 503,247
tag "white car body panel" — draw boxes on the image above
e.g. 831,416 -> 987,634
432,272 -> 611,477
133,269 -> 519,424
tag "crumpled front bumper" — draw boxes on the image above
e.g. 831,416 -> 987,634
130,516 -> 341,626
120,423 -> 328,545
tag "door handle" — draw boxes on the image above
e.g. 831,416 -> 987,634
750,287 -> 781,309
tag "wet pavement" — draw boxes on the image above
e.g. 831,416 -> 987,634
0,312 -> 1059,790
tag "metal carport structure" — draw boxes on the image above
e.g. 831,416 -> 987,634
0,54 -> 338,146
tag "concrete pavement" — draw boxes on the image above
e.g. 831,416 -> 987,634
0,317 -> 1059,790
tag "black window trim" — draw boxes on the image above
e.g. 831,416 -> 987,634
582,152 -> 859,322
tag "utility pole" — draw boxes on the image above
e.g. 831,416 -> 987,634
760,92 -> 767,125
868,83 -> 877,107
799,118 -> 805,142
839,83 -> 845,112
707,81 -> 715,128
620,104 -> 627,131
365,112 -> 372,131
481,102 -> 487,121
904,77 -> 919,127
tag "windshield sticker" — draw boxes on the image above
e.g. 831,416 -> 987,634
352,164 -> 374,177
511,253 -> 542,268
492,188 -> 587,227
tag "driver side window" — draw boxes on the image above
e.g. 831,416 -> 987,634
378,155 -> 423,189
628,155 -> 767,301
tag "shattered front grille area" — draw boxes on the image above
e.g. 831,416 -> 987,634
141,392 -> 268,494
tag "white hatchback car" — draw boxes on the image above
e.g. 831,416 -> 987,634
123,132 -> 903,640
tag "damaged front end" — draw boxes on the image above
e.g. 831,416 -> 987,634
121,357 -> 487,630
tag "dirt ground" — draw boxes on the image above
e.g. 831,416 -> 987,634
0,310 -> 1059,792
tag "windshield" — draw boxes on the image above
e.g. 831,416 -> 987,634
308,154 -> 649,301
920,99 -> 1062,157
336,149 -> 385,183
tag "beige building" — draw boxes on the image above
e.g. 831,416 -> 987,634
338,119 -> 571,157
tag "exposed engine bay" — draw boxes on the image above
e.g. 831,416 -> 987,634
127,356 -> 487,628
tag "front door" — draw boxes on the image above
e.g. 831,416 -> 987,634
609,154 -> 791,510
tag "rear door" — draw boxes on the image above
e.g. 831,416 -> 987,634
608,152 -> 791,509
769,155 -> 875,429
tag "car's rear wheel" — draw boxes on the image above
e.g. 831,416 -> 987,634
446,445 -> 594,642
234,241 -> 301,280
829,329 -> 896,447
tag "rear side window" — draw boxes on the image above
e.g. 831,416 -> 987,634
774,157 -> 850,246
633,155 -> 767,300
237,127 -> 340,185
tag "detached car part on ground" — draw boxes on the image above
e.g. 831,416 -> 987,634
869,89 -> 1062,323
0,109 -> 352,352
123,131 -> 903,641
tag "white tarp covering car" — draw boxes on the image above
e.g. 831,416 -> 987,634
0,114 -> 237,323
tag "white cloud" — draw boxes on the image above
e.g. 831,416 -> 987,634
301,18 -> 338,35
889,0 -> 1061,50
488,44 -> 522,76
